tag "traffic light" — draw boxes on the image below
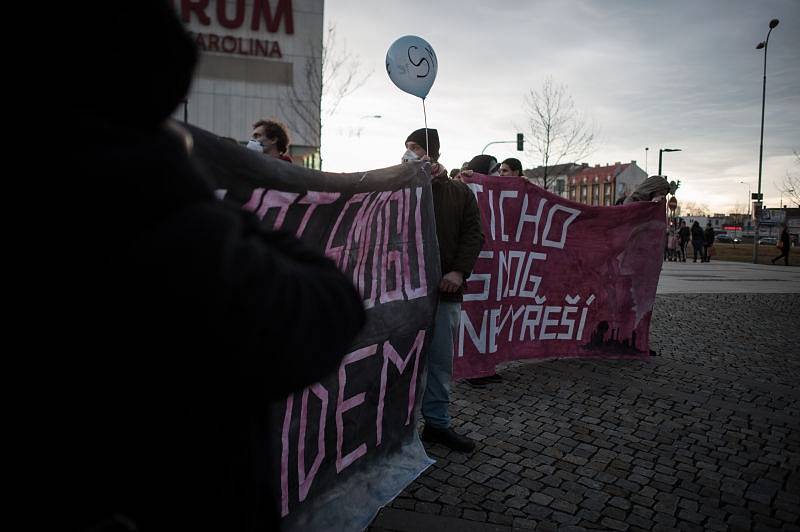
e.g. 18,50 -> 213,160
516,133 -> 524,151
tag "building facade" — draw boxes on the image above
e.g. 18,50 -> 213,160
171,0 -> 323,168
524,163 -> 587,199
567,161 -> 647,206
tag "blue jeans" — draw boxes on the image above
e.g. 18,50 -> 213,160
422,301 -> 461,429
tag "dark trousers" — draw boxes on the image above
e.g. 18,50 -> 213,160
772,249 -> 789,265
692,241 -> 705,262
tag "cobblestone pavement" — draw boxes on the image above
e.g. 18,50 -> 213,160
369,293 -> 800,531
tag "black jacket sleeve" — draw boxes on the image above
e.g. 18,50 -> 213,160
136,200 -> 366,400
450,185 -> 485,278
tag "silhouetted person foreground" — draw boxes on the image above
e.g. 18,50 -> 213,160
44,2 -> 365,530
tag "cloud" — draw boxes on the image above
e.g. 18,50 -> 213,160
322,0 -> 800,212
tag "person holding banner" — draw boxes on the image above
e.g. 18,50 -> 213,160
47,3 -> 366,531
403,129 -> 485,452
248,118 -> 293,163
465,154 -> 498,176
498,157 -> 524,177
464,156 -> 523,387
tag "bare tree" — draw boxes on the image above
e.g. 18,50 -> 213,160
776,150 -> 800,207
523,77 -> 598,190
284,24 -> 372,167
683,201 -> 711,216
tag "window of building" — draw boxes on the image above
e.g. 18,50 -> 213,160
580,185 -> 588,203
604,183 -> 612,206
592,184 -> 600,205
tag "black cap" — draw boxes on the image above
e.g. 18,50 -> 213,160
405,128 -> 440,160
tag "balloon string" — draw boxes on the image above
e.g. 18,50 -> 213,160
422,98 -> 429,156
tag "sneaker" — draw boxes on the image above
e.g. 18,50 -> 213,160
421,425 -> 476,453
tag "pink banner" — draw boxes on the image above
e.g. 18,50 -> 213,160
455,175 -> 665,379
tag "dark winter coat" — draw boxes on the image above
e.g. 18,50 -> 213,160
42,3 -> 365,531
431,174 -> 485,302
691,224 -> 705,243
779,228 -> 791,253
704,226 -> 716,245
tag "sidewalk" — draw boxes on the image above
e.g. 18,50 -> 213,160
657,260 -> 800,294
368,267 -> 800,531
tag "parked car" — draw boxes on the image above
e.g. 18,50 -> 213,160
758,237 -> 778,245
716,234 -> 733,243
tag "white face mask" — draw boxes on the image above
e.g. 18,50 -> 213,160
246,139 -> 264,152
401,149 -> 420,163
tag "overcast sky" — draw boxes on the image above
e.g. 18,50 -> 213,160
320,0 -> 799,214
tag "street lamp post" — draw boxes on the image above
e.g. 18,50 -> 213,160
658,148 -> 681,176
753,18 -> 780,263
645,147 -> 649,174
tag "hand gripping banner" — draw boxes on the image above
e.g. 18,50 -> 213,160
189,126 -> 440,532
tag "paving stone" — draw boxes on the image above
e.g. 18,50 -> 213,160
600,517 -> 629,531
375,294 -> 800,532
413,501 -> 441,514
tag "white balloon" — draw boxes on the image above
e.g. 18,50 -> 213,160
385,35 -> 438,99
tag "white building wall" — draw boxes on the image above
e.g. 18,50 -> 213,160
171,0 -> 323,148
615,163 -> 647,201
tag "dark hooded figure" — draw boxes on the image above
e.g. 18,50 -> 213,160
466,154 -> 499,175
43,2 -> 366,531
691,221 -> 706,262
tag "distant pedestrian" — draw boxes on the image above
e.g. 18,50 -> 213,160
703,222 -> 715,262
678,220 -> 690,262
771,224 -> 791,266
664,229 -> 670,262
667,228 -> 679,261
691,221 -> 705,262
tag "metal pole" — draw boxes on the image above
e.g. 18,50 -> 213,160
753,27 -> 774,263
658,149 -> 663,176
645,147 -> 649,174
481,140 -> 516,154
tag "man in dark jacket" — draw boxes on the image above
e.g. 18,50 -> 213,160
678,220 -> 690,262
771,223 -> 792,265
404,128 -> 485,452
703,222 -> 716,262
691,221 -> 706,262
44,3 -> 366,530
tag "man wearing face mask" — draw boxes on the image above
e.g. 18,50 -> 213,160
403,128 -> 448,179
247,118 -> 293,163
403,128 -> 484,452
